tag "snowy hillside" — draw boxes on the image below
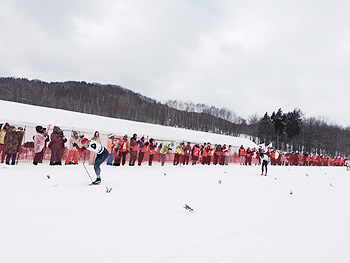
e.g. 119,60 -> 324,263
0,100 -> 256,151
1,163 -> 350,263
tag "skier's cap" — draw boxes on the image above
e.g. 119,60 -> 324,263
81,138 -> 89,145
108,133 -> 114,139
73,131 -> 78,135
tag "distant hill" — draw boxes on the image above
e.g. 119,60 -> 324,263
0,77 -> 247,137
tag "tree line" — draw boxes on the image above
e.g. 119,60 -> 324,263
1,77 -> 349,156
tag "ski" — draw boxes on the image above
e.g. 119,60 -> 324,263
88,181 -> 101,186
88,183 -> 100,186
184,204 -> 194,212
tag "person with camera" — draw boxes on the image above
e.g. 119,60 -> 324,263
49,126 -> 67,165
33,125 -> 48,165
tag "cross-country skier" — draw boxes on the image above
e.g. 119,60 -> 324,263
79,137 -> 109,185
261,151 -> 270,176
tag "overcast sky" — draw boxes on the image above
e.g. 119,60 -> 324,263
1,0 -> 349,126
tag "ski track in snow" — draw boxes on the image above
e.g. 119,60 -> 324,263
1,164 -> 350,263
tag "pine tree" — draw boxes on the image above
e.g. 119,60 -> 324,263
271,108 -> 286,149
258,112 -> 274,144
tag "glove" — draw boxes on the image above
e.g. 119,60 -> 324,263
82,147 -> 86,152
73,142 -> 78,148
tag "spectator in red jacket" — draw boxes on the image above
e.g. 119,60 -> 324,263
147,138 -> 157,166
183,142 -> 191,165
192,144 -> 200,165
65,131 -> 83,165
129,133 -> 138,166
116,134 -> 128,166
220,144 -> 227,165
238,145 -> 246,165
138,136 -> 148,166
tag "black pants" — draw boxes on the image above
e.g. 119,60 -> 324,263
33,150 -> 44,165
148,154 -> 154,166
138,151 -> 145,165
262,160 -> 268,174
183,155 -> 190,165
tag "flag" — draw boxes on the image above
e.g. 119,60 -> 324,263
258,143 -> 265,149
266,143 -> 273,150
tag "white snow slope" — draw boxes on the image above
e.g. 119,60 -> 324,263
0,100 -> 256,150
1,163 -> 350,263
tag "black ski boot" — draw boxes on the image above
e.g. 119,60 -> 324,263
92,178 -> 101,185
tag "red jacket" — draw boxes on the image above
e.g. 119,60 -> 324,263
118,139 -> 128,153
192,146 -> 200,157
239,147 -> 246,156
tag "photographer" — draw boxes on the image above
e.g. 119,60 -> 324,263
49,126 -> 67,165
33,125 -> 48,165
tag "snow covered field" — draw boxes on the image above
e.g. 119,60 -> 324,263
1,163 -> 350,263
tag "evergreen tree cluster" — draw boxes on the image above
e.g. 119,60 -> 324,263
257,108 -> 350,156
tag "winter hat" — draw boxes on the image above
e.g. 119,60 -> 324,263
81,138 -> 89,145
53,126 -> 60,134
3,123 -> 10,130
108,133 -> 114,139
35,125 -> 43,133
73,131 -> 78,136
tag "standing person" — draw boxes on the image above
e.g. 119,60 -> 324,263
238,145 -> 246,165
147,138 -> 156,166
345,158 -> 350,171
39,128 -> 50,163
89,131 -> 101,165
4,126 -> 24,165
245,147 -> 253,165
220,144 -> 227,165
65,131 -> 82,165
225,145 -> 232,165
129,133 -> 138,166
33,125 -> 48,165
205,143 -> 212,165
261,151 -> 270,176
191,144 -> 200,165
0,122 -> 10,163
160,142 -> 172,166
183,142 -> 191,165
115,135 -> 128,166
137,136 -> 147,166
213,145 -> 221,165
49,126 -> 66,165
112,139 -> 121,166
173,142 -> 184,165
106,134 -> 116,166
80,138 -> 109,185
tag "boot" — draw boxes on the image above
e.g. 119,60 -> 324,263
92,178 -> 101,185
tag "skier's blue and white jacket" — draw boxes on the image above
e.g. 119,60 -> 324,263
86,140 -> 105,155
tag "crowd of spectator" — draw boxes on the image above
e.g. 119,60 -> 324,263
0,122 -> 349,168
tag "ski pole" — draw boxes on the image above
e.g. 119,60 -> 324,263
76,147 -> 93,183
